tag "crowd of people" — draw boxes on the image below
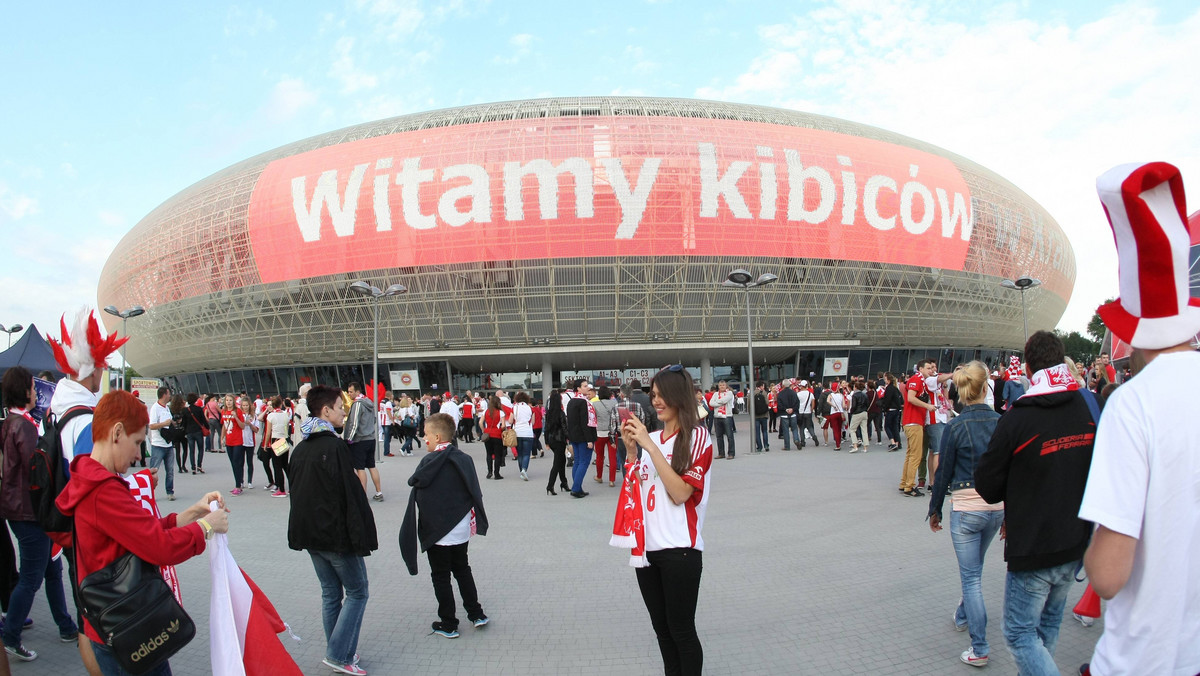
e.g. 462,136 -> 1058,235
1,161 -> 1196,676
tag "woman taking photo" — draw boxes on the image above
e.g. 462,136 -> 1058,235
57,390 -> 229,676
481,396 -> 506,480
926,361 -> 1004,668
543,390 -> 570,495
620,365 -> 713,676
512,391 -> 535,481
1,366 -> 77,661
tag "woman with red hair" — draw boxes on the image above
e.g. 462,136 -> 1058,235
56,390 -> 230,676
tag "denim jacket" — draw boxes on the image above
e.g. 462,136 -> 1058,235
927,403 -> 1001,520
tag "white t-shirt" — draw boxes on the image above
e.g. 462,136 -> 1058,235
827,392 -> 845,415
440,399 -> 461,426
795,389 -> 814,415
149,401 -> 172,448
513,402 -> 534,438
266,409 -> 290,440
632,426 -> 714,552
378,401 -> 394,440
1077,351 -> 1200,676
925,375 -> 951,424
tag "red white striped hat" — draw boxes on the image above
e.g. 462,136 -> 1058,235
1096,161 -> 1200,350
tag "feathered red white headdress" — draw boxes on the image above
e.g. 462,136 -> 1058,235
1097,162 -> 1200,349
47,309 -> 129,380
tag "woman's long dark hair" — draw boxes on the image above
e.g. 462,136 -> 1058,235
651,368 -> 700,475
546,389 -> 563,417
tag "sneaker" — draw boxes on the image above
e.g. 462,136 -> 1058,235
322,658 -> 367,675
0,615 -> 33,629
431,622 -> 459,639
954,611 -> 967,632
917,479 -> 926,489
372,493 -> 384,502
230,488 -> 243,496
246,483 -> 254,489
960,647 -> 988,667
1073,612 -> 1095,628
472,616 -> 490,628
905,488 -> 924,497
522,470 -> 529,481
168,493 -> 176,501
265,484 -> 275,491
271,491 -> 288,498
4,643 -> 36,661
60,630 -> 78,642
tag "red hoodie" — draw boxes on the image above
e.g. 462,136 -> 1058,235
55,455 -> 206,643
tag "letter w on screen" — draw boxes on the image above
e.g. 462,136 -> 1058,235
248,117 -> 973,284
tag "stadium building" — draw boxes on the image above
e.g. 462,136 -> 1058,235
97,97 -> 1076,398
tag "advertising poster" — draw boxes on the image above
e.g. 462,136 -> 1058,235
822,357 -> 848,379
389,370 -> 421,394
31,377 -> 56,423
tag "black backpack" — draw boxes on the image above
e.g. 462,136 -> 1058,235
817,391 -> 832,417
30,406 -> 92,534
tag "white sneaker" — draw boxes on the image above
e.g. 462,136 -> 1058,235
1073,612 -> 1095,627
246,483 -> 254,489
960,647 -> 988,667
521,470 -> 529,481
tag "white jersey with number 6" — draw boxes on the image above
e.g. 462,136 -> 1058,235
633,426 -> 713,552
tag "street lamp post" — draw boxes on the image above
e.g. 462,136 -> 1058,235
1,324 -> 24,349
102,306 -> 145,390
1000,276 -> 1042,345
722,268 -> 778,452
348,281 -> 408,462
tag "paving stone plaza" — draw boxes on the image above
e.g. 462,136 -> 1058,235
24,424 -> 1101,675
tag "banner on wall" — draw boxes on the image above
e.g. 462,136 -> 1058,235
389,369 -> 421,393
822,357 -> 848,378
248,116 -> 976,284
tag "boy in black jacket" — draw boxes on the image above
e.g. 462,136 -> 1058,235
399,413 -> 489,639
975,331 -> 1098,674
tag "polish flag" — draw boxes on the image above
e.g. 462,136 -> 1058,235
209,523 -> 302,676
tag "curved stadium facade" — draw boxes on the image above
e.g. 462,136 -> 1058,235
97,97 -> 1076,396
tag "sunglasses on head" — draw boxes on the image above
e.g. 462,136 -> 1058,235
656,364 -> 685,377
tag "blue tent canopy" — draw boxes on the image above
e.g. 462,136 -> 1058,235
0,325 -> 66,381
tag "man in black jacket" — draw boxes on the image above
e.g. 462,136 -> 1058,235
288,385 -> 379,675
399,413 -> 489,639
776,380 -> 800,450
975,331 -> 1098,675
565,379 -> 597,498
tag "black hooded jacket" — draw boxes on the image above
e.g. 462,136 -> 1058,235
287,430 -> 379,556
975,389 -> 1099,572
399,444 -> 489,575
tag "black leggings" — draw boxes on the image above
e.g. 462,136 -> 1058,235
546,443 -> 568,491
483,437 -> 505,476
271,449 -> 290,492
636,548 -> 703,676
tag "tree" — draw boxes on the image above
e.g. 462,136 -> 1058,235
1056,329 -> 1100,365
1087,298 -> 1116,344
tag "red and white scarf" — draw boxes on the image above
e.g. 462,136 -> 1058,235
1022,363 -> 1081,398
123,470 -> 183,604
609,460 -> 648,567
1005,355 -> 1023,381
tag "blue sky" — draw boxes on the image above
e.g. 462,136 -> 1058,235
3,1 -> 1198,355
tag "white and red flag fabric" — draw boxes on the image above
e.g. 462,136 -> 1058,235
208,505 -> 302,676
609,460 -> 648,567
123,470 -> 182,604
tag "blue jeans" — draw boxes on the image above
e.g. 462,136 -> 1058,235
383,429 -> 392,455
712,418 -> 735,457
93,641 -> 172,676
754,418 -> 769,451
1003,560 -> 1077,675
148,444 -> 175,495
884,410 -> 902,444
779,414 -> 800,449
3,521 -> 76,647
950,510 -> 1004,657
517,437 -> 534,472
308,550 -> 369,665
186,431 -> 204,470
570,442 -> 593,493
226,444 -> 245,487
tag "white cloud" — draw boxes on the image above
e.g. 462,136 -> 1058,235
493,32 -> 535,64
224,6 -> 277,37
60,162 -> 77,178
0,181 -> 40,222
1,233 -> 116,338
695,2 -> 1200,333
357,0 -> 426,41
330,37 -> 379,93
262,76 -> 319,123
